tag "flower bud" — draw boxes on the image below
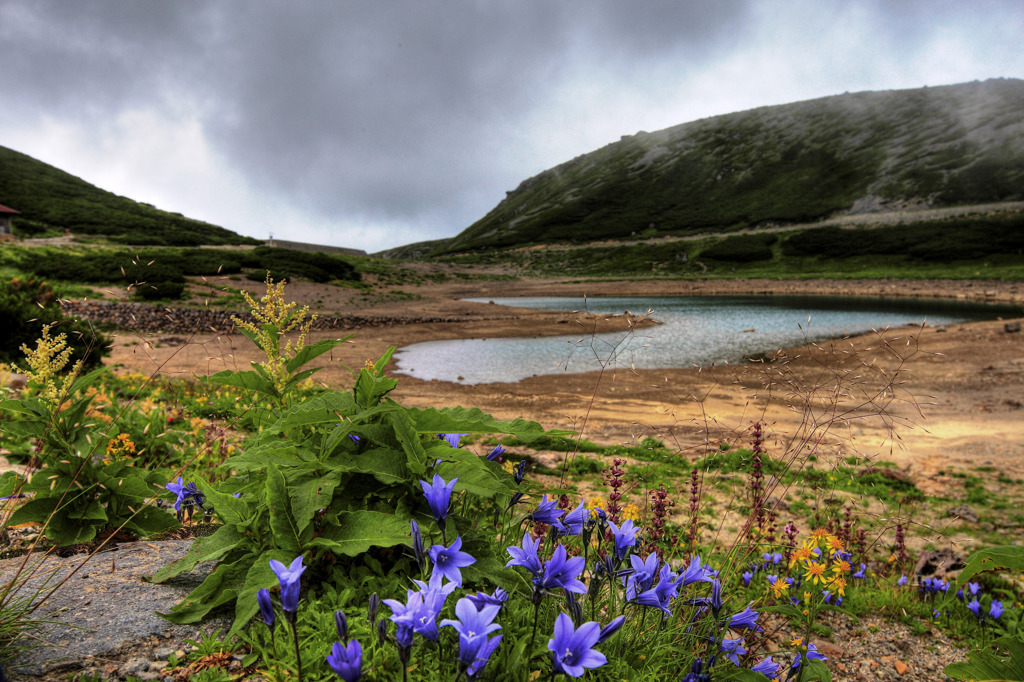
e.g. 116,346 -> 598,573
335,609 -> 348,642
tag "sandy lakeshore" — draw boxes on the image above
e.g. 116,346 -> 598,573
104,275 -> 1024,495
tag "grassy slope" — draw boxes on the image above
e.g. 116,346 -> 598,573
0,145 -> 256,246
439,79 -> 1024,255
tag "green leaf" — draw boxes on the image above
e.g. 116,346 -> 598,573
718,667 -> 772,681
210,369 -> 279,397
949,545 -> 1024,598
158,556 -> 249,625
345,448 -> 407,486
122,506 -> 178,536
197,479 -> 252,528
149,524 -> 246,583
225,441 -> 318,472
6,496 -> 59,527
290,475 -> 339,536
390,409 -> 428,477
284,336 -> 350,374
405,406 -> 570,443
801,659 -> 833,681
946,635 -> 1024,680
268,391 -> 357,433
310,510 -> 411,556
435,447 -> 515,500
266,465 -> 302,554
228,548 -> 296,637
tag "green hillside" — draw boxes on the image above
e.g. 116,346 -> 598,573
439,79 -> 1024,254
0,145 -> 256,246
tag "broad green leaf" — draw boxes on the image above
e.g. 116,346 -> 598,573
435,447 -> 515,499
801,659 -> 833,681
210,369 -> 279,397
267,391 -> 357,433
284,336 -> 351,374
946,635 -> 1024,680
149,524 -> 246,583
158,556 -> 250,625
228,548 -> 296,637
197,479 -> 252,528
718,668 -> 772,681
344,448 -> 407,486
949,546 -> 1024,597
266,465 -> 302,554
311,510 -> 411,556
225,441 -> 318,472
6,496 -> 59,527
123,506 -> 177,536
290,475 -> 339,536
390,409 -> 428,476
405,406 -> 571,443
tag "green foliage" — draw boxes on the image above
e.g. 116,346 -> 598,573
0,368 -> 176,545
0,144 -> 255,245
151,342 -> 558,633
782,214 -> 1024,262
0,277 -> 109,369
699,233 -> 777,262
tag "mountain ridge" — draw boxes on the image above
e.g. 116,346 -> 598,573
435,78 -> 1024,255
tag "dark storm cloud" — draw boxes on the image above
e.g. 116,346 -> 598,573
0,0 -> 755,230
1,0 -> 1021,248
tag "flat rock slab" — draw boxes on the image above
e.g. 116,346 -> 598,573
0,539 -> 227,679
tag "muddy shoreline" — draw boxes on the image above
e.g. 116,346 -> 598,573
102,276 -> 1024,489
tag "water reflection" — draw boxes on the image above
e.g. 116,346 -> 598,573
393,295 -> 1020,385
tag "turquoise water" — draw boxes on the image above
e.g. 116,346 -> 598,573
392,295 -> 1021,385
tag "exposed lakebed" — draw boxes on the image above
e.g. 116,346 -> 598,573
392,295 -> 1021,384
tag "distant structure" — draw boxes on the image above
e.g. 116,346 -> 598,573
264,237 -> 367,257
0,204 -> 19,237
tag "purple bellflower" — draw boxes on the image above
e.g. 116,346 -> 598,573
326,640 -> 362,682
728,603 -> 763,632
560,499 -> 588,536
792,642 -> 828,670
548,612 -> 608,678
990,600 -> 1005,621
536,544 -> 587,596
968,598 -> 982,618
485,445 -> 505,461
679,554 -> 716,586
466,587 -> 509,611
607,518 -> 639,560
751,656 -> 779,677
256,588 -> 275,631
429,536 -> 477,587
721,636 -> 747,665
506,534 -> 543,577
597,615 -> 626,644
441,598 -> 503,678
439,433 -> 469,448
529,494 -> 567,532
625,553 -> 660,600
420,473 -> 458,523
269,555 -> 306,615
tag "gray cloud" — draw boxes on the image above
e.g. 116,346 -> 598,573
1,0 -> 1022,250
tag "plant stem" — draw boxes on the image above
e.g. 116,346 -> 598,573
290,620 -> 303,682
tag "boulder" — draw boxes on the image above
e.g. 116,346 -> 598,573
913,547 -> 965,579
946,504 -> 980,523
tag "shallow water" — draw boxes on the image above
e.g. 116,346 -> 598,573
393,295 -> 1021,385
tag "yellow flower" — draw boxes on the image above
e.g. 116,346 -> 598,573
825,535 -> 844,553
770,578 -> 790,598
789,544 -> 814,569
791,636 -> 804,647
830,575 -> 847,597
810,528 -> 830,542
803,562 -> 827,585
832,559 -> 851,575
586,497 -> 606,518
621,503 -> 641,522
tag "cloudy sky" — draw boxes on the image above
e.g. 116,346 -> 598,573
1,1 -> 1022,253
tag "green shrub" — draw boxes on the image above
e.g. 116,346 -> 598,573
699,233 -> 777,262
